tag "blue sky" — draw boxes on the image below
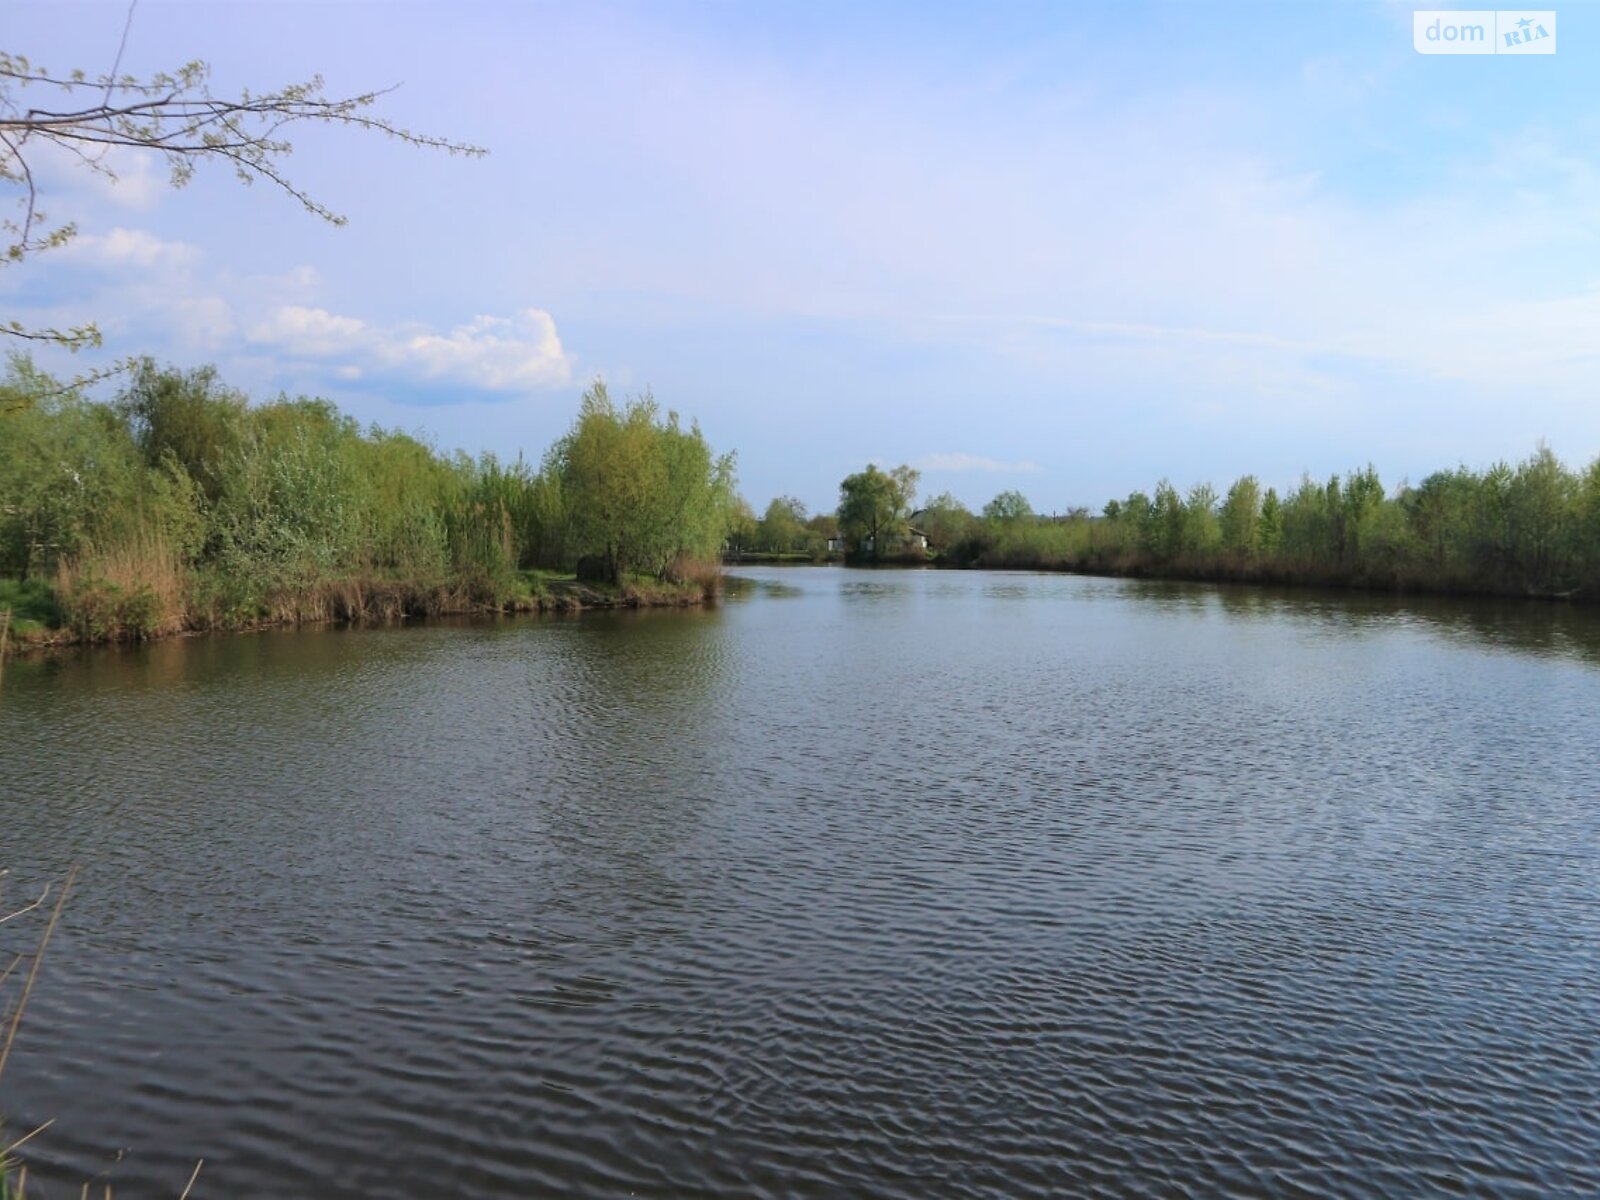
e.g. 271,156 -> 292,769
8,1 -> 1600,514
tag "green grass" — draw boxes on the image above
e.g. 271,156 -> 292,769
0,578 -> 61,635
518,568 -> 571,586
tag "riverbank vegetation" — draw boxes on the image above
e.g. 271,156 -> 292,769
814,449 -> 1600,599
0,360 -> 736,647
769,451 -> 1599,601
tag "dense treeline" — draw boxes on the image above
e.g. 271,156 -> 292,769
0,360 -> 736,642
913,449 -> 1600,598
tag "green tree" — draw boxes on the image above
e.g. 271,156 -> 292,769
1577,458 -> 1600,589
838,463 -> 918,559
725,496 -> 759,557
1280,474 -> 1332,564
1121,491 -> 1151,553
1220,475 -> 1261,558
555,385 -> 662,583
982,490 -> 1033,523
916,491 -> 975,554
1151,479 -> 1184,560
654,412 -> 737,575
1403,469 -> 1472,574
805,511 -> 839,543
208,395 -> 365,587
1182,482 -> 1220,556
1341,465 -> 1386,569
351,427 -> 453,578
0,358 -> 142,576
758,495 -> 808,553
1470,462 -> 1516,579
1507,444 -> 1575,588
116,360 -> 247,506
552,383 -> 734,584
1257,487 -> 1282,556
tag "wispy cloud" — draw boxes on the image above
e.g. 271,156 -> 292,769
915,452 -> 1040,473
56,227 -> 199,271
29,141 -> 168,211
249,305 -> 574,393
1016,315 -> 1320,353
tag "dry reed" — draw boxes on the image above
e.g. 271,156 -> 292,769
55,535 -> 187,642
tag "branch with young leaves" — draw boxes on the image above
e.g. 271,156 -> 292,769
0,47 -> 486,356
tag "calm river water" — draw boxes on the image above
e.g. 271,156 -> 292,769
3,567 -> 1598,1198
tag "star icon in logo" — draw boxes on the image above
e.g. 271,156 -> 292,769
1517,16 -> 1534,29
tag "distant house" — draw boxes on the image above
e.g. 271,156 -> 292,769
826,535 -> 850,554
861,526 -> 929,556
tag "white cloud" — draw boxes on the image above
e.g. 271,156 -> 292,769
915,452 -> 1041,473
169,295 -> 238,350
252,305 -> 369,357
29,142 -> 166,211
57,227 -> 199,271
6,218 -> 573,401
249,305 -> 574,392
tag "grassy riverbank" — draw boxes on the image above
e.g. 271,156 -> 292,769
0,568 -> 715,652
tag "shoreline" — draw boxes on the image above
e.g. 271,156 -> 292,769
1,573 -> 715,657
9,555 -> 1595,661
940,556 -> 1597,606
797,554 -> 1600,606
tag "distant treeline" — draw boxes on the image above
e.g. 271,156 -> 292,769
0,359 -> 736,642
726,495 -> 839,560
913,453 -> 1600,598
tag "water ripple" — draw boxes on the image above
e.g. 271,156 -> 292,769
3,577 -> 1599,1197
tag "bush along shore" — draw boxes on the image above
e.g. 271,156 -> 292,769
0,360 -> 734,649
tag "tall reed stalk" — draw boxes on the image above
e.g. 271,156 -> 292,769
55,535 -> 187,643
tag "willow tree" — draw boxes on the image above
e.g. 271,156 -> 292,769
552,383 -> 736,585
837,464 -> 918,558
